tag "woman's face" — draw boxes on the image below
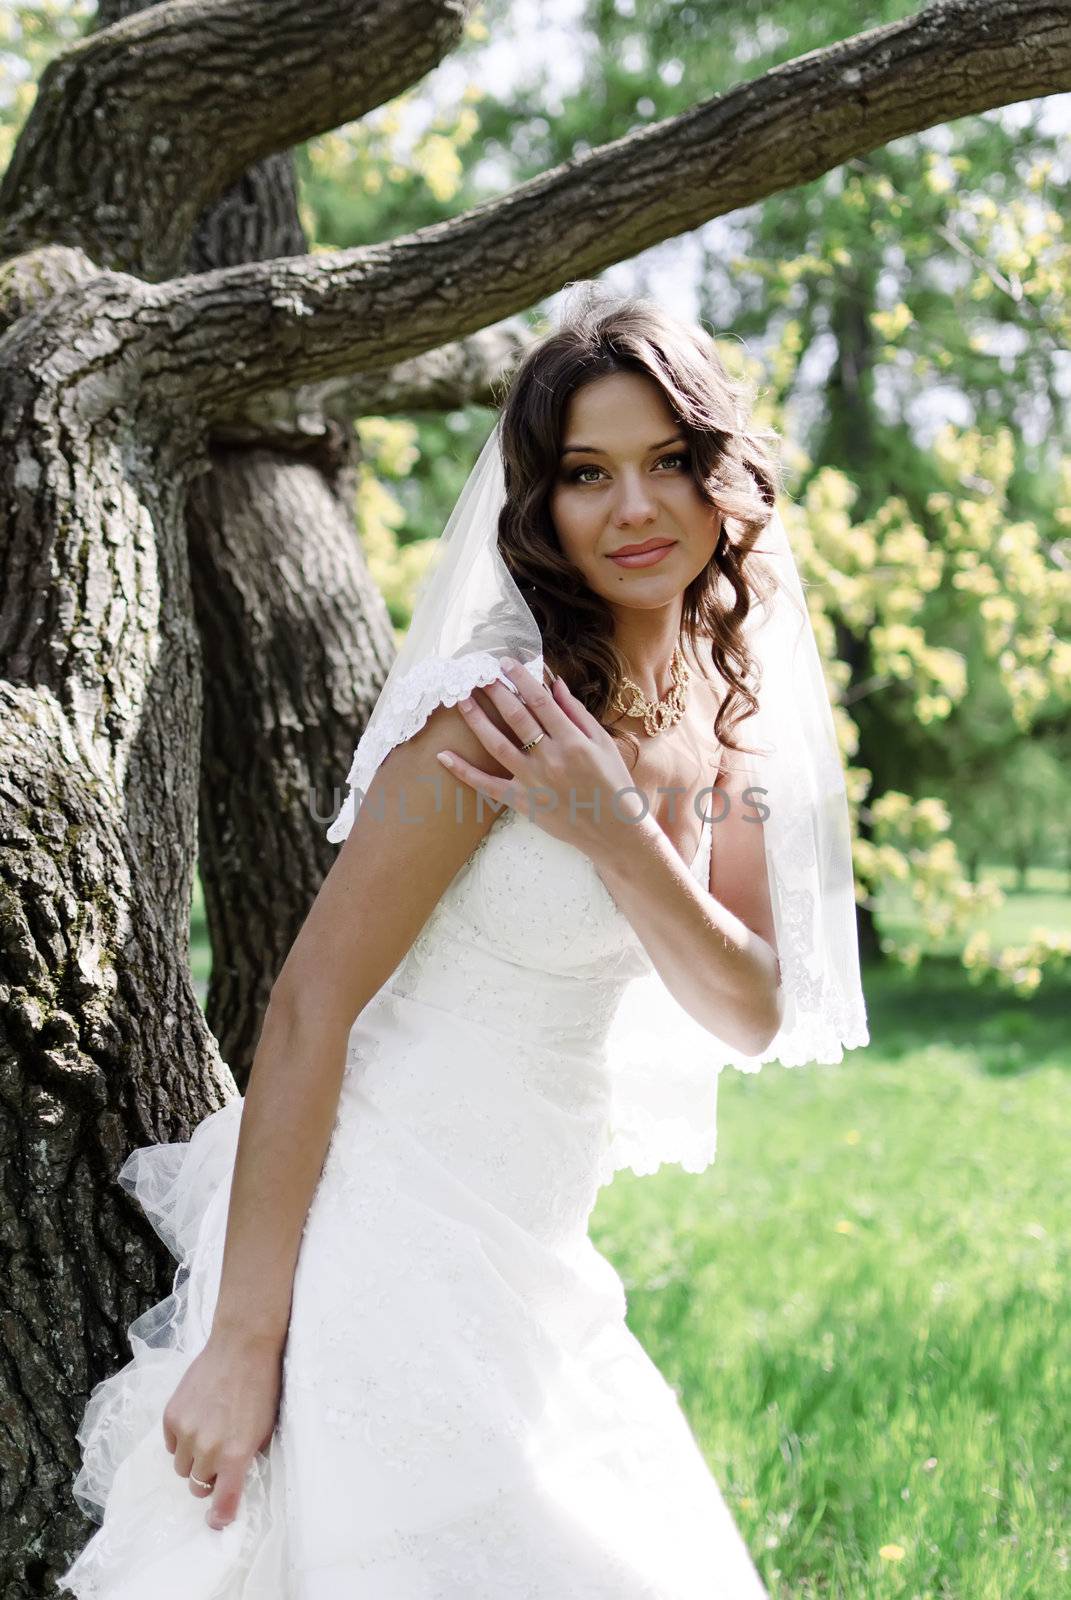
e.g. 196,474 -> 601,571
548,371 -> 721,612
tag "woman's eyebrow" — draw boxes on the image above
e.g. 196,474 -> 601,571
560,433 -> 686,456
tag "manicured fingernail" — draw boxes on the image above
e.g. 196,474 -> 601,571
437,751 -> 454,767
501,656 -> 518,669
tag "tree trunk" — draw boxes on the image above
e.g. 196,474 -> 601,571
181,143 -> 396,1089
187,437 -> 395,1083
0,253 -> 239,1590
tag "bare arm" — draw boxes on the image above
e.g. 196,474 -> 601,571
442,665 -> 782,1059
208,695 -> 517,1352
165,693 -> 522,1531
587,742 -> 783,1056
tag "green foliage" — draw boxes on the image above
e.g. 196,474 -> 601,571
0,1 -> 93,170
756,306 -> 1071,988
351,417 -> 428,639
352,406 -> 515,638
293,10 -> 494,250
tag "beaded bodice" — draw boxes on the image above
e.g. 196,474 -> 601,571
374,803 -> 709,1048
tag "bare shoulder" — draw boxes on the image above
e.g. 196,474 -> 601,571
337,688 -> 522,889
271,689 -> 522,1029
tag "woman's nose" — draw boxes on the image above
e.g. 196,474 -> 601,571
612,474 -> 658,526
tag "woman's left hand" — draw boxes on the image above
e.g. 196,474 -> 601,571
436,658 -> 640,860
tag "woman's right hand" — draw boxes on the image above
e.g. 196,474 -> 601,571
162,1327 -> 284,1530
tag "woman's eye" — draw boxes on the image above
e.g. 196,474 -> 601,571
567,452 -> 689,485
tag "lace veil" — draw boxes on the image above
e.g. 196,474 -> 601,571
327,417 -> 869,1182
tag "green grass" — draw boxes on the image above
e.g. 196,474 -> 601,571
591,954 -> 1070,1598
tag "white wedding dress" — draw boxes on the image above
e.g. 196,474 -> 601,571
57,801 -> 769,1599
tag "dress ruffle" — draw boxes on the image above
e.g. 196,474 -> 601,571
56,1098 -> 289,1598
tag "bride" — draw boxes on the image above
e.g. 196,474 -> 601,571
57,287 -> 868,1597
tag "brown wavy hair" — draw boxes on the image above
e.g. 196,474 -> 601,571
493,282 -> 784,765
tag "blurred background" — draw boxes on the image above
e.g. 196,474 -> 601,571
5,3 -> 1067,1594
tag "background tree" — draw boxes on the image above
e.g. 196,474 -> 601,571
2,0 -> 1070,1588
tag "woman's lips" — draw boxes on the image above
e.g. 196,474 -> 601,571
607,541 -> 676,568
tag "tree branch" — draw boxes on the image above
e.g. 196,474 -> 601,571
0,0 -> 478,278
208,318 -> 541,449
63,0 -> 1069,419
0,244 -> 102,334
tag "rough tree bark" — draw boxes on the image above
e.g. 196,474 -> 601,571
1,0 -> 1068,1588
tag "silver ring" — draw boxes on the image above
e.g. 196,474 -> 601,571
520,731 -> 545,753
190,1473 -> 214,1490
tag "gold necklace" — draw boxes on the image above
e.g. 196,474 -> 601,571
609,644 -> 691,736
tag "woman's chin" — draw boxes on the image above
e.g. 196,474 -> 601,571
595,574 -> 690,611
